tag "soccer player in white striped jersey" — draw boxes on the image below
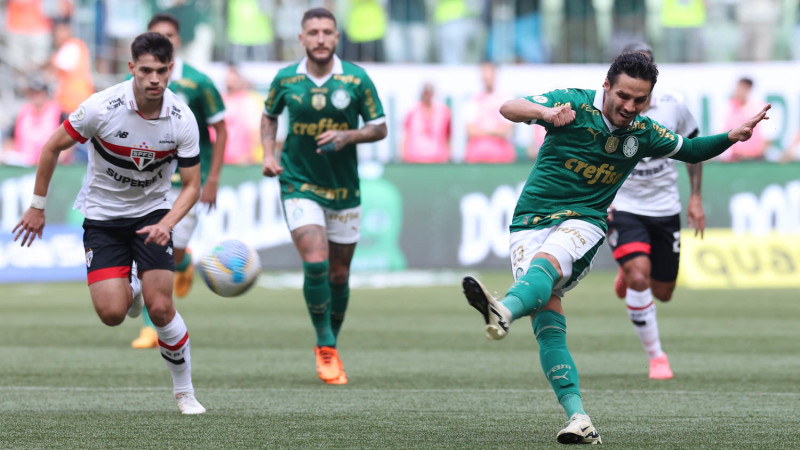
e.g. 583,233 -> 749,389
607,42 -> 705,380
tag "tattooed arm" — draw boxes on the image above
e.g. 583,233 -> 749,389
261,114 -> 283,177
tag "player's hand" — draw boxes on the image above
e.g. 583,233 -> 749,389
545,105 -> 576,127
686,194 -> 706,239
262,155 -> 283,177
606,205 -> 616,222
729,103 -> 770,142
136,222 -> 172,246
12,207 -> 46,247
199,180 -> 218,211
316,130 -> 347,154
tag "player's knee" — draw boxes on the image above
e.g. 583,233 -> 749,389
97,310 -> 125,326
328,267 -> 349,285
626,272 -> 650,291
146,300 -> 175,326
653,286 -> 674,302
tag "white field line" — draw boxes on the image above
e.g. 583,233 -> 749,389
1,386 -> 798,397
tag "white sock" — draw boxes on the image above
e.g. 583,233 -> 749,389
155,311 -> 193,396
625,288 -> 663,359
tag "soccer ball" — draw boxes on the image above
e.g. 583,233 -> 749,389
199,239 -> 261,297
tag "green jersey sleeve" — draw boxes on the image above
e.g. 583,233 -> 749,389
265,76 -> 286,117
200,77 -> 226,124
641,117 -> 682,158
357,73 -> 385,123
522,89 -> 575,130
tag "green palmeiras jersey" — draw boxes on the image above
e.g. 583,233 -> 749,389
512,88 -> 684,233
264,55 -> 386,210
168,58 -> 226,187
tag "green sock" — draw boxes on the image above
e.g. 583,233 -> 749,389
303,261 -> 335,348
142,305 -> 154,328
533,310 -> 585,419
502,258 -> 559,320
175,252 -> 191,272
330,281 -> 349,339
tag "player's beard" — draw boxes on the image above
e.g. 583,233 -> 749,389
307,47 -> 334,66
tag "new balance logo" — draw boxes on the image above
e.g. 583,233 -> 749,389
114,130 -> 129,138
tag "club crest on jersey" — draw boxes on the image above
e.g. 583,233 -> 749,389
312,93 -> 326,110
131,149 -> 155,170
622,136 -> 639,158
605,136 -> 619,153
71,106 -> 86,122
331,88 -> 351,109
85,248 -> 93,267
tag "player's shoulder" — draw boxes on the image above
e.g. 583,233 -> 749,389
272,63 -> 304,83
163,89 -> 196,124
85,81 -> 128,110
180,62 -> 215,86
339,59 -> 370,77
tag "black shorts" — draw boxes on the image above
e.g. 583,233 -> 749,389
607,211 -> 681,282
83,209 -> 174,284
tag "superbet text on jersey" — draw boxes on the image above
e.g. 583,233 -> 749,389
64,79 -> 200,221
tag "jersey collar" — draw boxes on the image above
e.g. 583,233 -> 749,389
124,78 -> 173,118
297,55 -> 343,87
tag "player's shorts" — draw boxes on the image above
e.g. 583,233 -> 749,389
509,219 -> 606,298
82,209 -> 175,285
167,187 -> 198,249
606,211 -> 681,282
282,198 -> 360,244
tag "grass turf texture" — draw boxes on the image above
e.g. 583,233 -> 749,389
1,271 -> 798,448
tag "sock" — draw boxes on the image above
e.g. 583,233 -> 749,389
625,288 -> 663,359
502,258 -> 559,320
155,311 -> 193,396
303,261 -> 335,348
175,252 -> 191,272
533,310 -> 585,419
142,305 -> 155,328
330,281 -> 349,340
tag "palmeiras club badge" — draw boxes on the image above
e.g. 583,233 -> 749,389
331,88 -> 351,109
131,148 -> 155,170
312,93 -> 326,110
622,136 -> 639,158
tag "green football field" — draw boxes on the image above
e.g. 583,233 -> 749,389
1,270 -> 798,448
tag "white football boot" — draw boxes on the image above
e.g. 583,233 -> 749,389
176,392 -> 206,415
462,276 -> 512,340
557,413 -> 602,445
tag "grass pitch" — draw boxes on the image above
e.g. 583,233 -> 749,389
1,271 -> 798,448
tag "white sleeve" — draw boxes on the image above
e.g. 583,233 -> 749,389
676,99 -> 699,137
177,108 -> 200,160
65,93 -> 103,142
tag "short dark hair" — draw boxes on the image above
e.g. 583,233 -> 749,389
739,77 -> 754,88
302,7 -> 336,27
130,32 -> 173,63
621,42 -> 654,61
148,13 -> 180,33
607,52 -> 659,92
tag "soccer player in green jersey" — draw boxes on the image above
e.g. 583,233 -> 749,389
131,13 -> 228,349
461,52 -> 770,444
261,7 -> 387,385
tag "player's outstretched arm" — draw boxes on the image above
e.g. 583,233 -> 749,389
728,103 -> 771,142
261,114 -> 283,177
138,163 -> 201,246
13,125 -> 77,247
200,119 -> 227,210
316,122 -> 388,154
499,99 -> 575,127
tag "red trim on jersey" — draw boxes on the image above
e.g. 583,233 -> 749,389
96,136 -> 177,159
63,119 -> 88,143
159,332 -> 189,351
87,266 -> 130,285
627,301 -> 655,311
613,242 -> 651,259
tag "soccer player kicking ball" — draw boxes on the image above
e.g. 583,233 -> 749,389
14,32 -> 206,415
261,7 -> 387,385
462,52 -> 769,444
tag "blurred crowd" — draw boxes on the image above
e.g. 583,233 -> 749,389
2,0 -> 799,166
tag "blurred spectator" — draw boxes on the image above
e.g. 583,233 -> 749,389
274,0 -> 311,61
341,0 -> 388,62
608,0 -> 647,59
2,76 -> 69,166
401,82 -> 451,163
4,0 -> 53,76
151,0 -> 215,67
718,78 -> 769,162
780,130 -> 800,163
49,17 -> 95,116
555,0 -> 600,63
483,0 -> 515,64
227,0 -> 275,63
222,66 -> 264,164
736,0 -> 779,61
513,0 -> 547,63
658,0 -> 706,63
463,62 -> 515,163
98,0 -> 150,74
434,0 -> 480,64
385,0 -> 429,63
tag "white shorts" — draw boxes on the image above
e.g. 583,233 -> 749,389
283,198 -> 361,244
167,188 -> 199,249
509,219 -> 606,298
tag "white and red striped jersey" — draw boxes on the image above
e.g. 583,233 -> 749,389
64,79 -> 199,220
612,90 -> 699,217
